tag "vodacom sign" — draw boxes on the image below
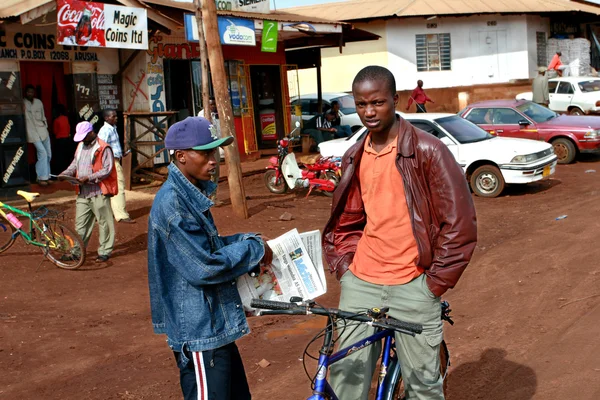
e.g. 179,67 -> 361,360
56,0 -> 148,50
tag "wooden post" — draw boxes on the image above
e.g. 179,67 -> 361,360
193,0 -> 211,123
201,0 -> 249,219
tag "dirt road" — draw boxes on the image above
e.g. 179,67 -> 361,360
1,157 -> 599,399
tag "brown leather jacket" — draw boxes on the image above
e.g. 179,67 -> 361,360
323,117 -> 477,297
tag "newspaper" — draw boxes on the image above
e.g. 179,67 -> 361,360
237,229 -> 327,314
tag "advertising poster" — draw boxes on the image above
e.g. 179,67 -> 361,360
57,0 -> 148,50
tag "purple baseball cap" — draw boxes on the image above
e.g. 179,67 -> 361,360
165,117 -> 233,151
74,121 -> 94,142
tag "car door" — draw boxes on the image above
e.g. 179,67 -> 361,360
489,108 -> 527,138
547,80 -> 559,110
464,107 -> 494,134
551,81 -> 575,112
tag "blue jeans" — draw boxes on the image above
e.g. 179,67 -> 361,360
333,125 -> 353,138
33,136 -> 52,181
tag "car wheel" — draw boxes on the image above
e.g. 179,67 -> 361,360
568,107 -> 584,116
470,165 -> 505,198
551,138 -> 577,164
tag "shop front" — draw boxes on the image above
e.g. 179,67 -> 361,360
139,26 -> 294,161
0,22 -> 120,197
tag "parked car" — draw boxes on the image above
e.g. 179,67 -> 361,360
516,77 -> 600,115
290,93 -> 363,132
318,113 -> 557,198
460,100 -> 600,164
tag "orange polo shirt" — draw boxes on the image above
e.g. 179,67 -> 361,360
350,134 -> 423,285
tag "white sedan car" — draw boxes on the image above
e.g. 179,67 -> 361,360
516,77 -> 600,115
318,113 -> 558,198
290,92 -> 363,132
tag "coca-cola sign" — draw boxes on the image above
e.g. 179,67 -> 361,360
57,0 -> 148,50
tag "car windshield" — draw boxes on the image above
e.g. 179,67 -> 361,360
331,95 -> 357,115
516,101 -> 557,123
578,80 -> 600,92
436,115 -> 493,144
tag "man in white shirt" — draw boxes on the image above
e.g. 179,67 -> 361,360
98,109 -> 135,224
23,85 -> 52,186
198,97 -> 223,205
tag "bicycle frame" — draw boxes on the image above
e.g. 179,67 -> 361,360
0,201 -> 51,247
308,316 -> 398,400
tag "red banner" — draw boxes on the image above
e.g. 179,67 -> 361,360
57,0 -> 106,47
56,0 -> 148,50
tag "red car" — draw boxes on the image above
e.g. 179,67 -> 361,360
460,100 -> 600,163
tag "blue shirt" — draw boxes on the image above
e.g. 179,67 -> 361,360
98,122 -> 122,158
147,163 -> 265,352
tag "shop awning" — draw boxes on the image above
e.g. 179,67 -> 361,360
0,0 -> 53,19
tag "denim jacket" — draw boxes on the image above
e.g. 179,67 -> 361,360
148,163 -> 265,352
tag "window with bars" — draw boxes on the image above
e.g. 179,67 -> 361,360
536,32 -> 547,67
416,33 -> 451,71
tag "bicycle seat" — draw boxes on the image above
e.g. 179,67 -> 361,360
16,190 -> 40,203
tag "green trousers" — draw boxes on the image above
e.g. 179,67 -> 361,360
330,271 -> 445,400
75,195 -> 115,257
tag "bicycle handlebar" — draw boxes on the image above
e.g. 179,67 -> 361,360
250,299 -> 423,335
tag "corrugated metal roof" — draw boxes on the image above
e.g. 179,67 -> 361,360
0,0 -> 53,19
285,0 -> 600,21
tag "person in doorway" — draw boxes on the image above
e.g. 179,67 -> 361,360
147,116 -> 272,400
24,84 -> 52,186
52,104 -> 72,173
532,67 -> 549,107
98,109 -> 135,224
548,51 -> 567,77
58,121 -> 117,263
329,100 -> 353,138
197,97 -> 223,206
323,66 -> 477,400
406,80 -> 434,113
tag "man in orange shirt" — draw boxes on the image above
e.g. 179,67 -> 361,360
406,79 -> 434,112
323,66 -> 477,399
548,51 -> 567,76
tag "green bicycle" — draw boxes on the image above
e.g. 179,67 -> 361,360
0,190 -> 85,269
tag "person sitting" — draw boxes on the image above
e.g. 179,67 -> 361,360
329,100 -> 353,138
302,113 -> 335,148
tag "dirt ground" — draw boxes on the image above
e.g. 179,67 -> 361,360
1,155 -> 600,400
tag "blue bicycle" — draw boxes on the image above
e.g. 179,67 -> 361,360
251,298 -> 452,400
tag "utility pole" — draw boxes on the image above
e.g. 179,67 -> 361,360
201,0 -> 249,219
193,0 -> 211,123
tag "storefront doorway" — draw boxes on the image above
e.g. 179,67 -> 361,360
19,61 -> 71,178
164,59 -> 196,121
250,65 -> 285,149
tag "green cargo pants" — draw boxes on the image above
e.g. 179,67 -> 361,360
75,195 -> 115,257
330,271 -> 445,400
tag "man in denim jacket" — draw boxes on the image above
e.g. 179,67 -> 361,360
148,117 -> 270,400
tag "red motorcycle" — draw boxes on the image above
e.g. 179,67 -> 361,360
264,123 -> 341,197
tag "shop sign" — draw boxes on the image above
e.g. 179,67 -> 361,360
0,29 -> 101,62
261,20 -> 278,53
216,0 -> 270,13
218,18 -> 256,47
57,0 -> 148,50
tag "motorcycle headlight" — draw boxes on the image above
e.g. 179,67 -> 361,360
511,154 -> 538,163
584,129 -> 600,139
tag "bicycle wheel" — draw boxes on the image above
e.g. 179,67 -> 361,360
390,340 -> 450,399
38,219 -> 86,269
0,219 -> 17,253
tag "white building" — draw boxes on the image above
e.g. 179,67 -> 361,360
285,0 -> 600,93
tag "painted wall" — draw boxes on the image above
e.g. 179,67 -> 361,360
296,15 -> 550,94
526,15 -> 551,77
295,20 -> 388,94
